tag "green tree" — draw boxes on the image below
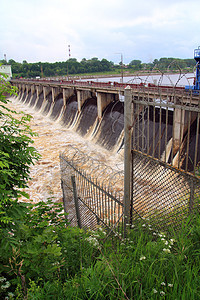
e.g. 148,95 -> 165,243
0,72 -> 40,225
129,59 -> 142,70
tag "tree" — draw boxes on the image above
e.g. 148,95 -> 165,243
0,72 -> 40,225
129,60 -> 142,70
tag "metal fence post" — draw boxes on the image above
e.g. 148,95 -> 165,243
71,175 -> 82,228
189,177 -> 194,215
60,179 -> 68,219
124,86 -> 132,237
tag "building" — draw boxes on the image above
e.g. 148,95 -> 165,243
0,65 -> 12,80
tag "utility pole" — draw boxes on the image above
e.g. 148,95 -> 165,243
67,44 -> 71,80
120,53 -> 124,83
116,53 -> 124,83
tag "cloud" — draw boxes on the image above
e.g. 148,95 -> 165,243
1,0 -> 200,63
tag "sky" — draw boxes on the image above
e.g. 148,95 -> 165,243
1,0 -> 200,64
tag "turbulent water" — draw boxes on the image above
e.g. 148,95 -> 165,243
8,97 -> 124,204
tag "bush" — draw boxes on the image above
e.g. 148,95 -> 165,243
0,73 -> 40,227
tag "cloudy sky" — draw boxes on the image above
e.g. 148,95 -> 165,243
1,0 -> 200,64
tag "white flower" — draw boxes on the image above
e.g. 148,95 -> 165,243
86,236 -> 99,248
142,224 -> 146,227
163,248 -> 171,253
168,283 -> 173,287
165,241 -> 169,245
153,288 -> 158,293
1,281 -> 11,289
160,291 -> 165,296
139,256 -> 146,261
170,239 -> 176,244
158,233 -> 166,238
153,232 -> 157,236
8,292 -> 15,297
161,282 -> 166,286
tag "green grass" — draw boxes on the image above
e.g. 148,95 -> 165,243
0,199 -> 199,299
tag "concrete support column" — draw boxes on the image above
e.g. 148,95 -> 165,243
63,88 -> 74,106
52,87 -> 56,103
26,85 -> 31,94
22,84 -> 26,94
77,90 -> 91,112
43,86 -> 51,101
31,85 -> 35,96
18,84 -> 22,94
52,87 -> 62,102
36,85 -> 43,98
97,92 -> 115,119
173,108 -> 185,154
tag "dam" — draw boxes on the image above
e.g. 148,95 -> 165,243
11,78 -> 200,171
10,78 -> 200,232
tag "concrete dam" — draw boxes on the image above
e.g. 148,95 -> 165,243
10,79 -> 200,231
11,79 -> 200,172
16,82 -> 124,153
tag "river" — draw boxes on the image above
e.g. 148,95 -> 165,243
8,97 -> 124,204
78,72 -> 195,87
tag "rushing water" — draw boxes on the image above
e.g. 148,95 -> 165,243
8,97 -> 124,204
10,71 -> 199,206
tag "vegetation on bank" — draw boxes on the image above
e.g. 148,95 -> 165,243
0,198 -> 200,299
0,56 -> 196,79
0,74 -> 199,299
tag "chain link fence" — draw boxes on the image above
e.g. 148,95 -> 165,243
123,85 -> 200,231
60,147 -> 124,236
130,150 -> 200,230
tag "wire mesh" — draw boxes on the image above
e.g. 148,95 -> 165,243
60,152 -> 124,235
131,150 -> 200,230
62,144 -> 124,195
128,79 -> 200,230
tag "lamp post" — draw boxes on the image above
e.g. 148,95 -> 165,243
116,53 -> 124,83
67,44 -> 71,80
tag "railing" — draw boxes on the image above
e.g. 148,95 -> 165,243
11,78 -> 191,96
